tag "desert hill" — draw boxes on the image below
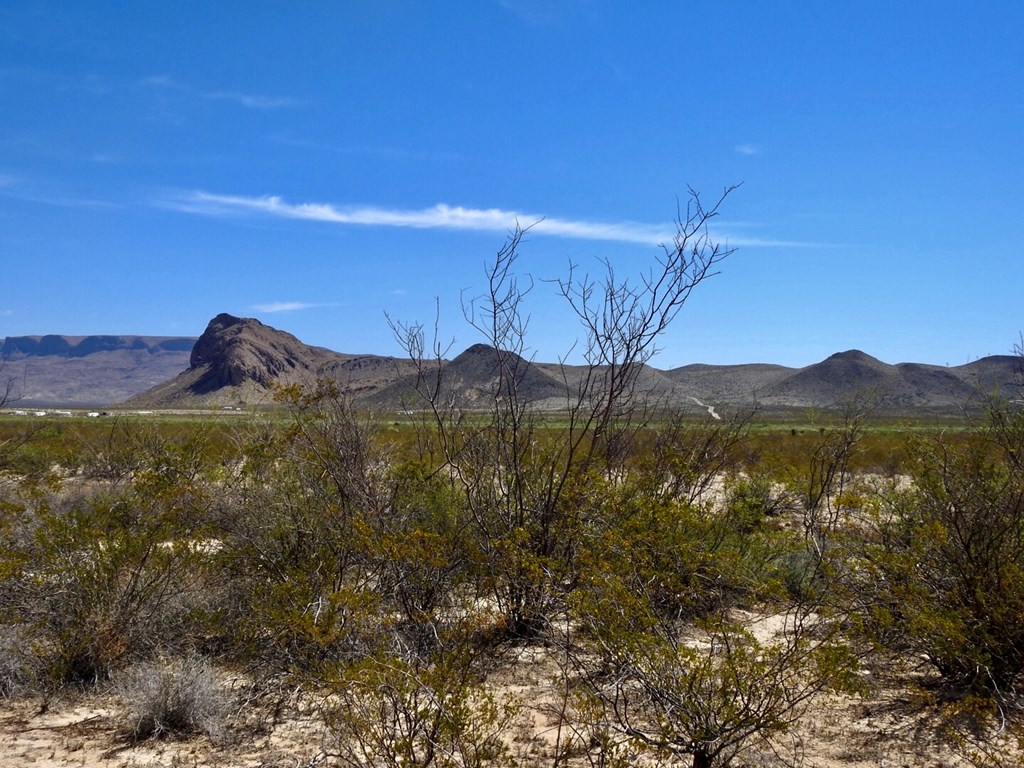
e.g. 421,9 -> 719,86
128,313 -> 419,408
665,362 -> 793,403
131,316 -> 1022,415
4,314 -> 1020,413
369,343 -> 570,410
753,350 -> 983,410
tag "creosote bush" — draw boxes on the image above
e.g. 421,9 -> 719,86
385,188 -> 739,641
571,503 -> 860,768
852,394 -> 1024,710
0,426 -> 221,690
324,634 -> 519,768
724,474 -> 792,532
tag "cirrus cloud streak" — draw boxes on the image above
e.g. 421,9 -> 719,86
252,301 -> 336,313
165,191 -> 809,247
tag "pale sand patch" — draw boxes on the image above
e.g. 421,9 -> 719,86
0,650 -> 1015,768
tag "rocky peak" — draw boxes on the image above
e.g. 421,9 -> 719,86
188,313 -> 330,392
191,314 -> 255,368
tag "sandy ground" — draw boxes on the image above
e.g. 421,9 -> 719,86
0,643 -> 1012,768
0,689 -> 328,768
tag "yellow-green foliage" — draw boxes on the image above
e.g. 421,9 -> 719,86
574,550 -> 860,768
852,398 -> 1024,703
2,488 -> 213,685
325,632 -> 519,768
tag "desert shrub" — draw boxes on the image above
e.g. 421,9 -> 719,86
579,481 -> 795,628
0,478 -> 214,687
324,625 -> 518,768
853,408 -> 1024,705
720,475 -> 833,604
0,416 -> 50,484
212,486 -> 387,673
788,399 -> 872,560
572,579 -> 860,768
386,189 -> 738,640
632,410 -> 752,506
370,458 -> 471,647
569,472 -> 861,768
210,385 -> 404,672
116,655 -> 229,741
73,418 -> 155,483
779,547 -> 822,604
723,473 -> 793,532
72,418 -> 237,484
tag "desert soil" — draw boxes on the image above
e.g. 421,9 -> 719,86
0,643 -> 1008,768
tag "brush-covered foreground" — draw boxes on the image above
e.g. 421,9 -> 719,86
1,390 -> 1023,768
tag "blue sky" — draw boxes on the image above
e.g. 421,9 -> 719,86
2,1 -> 1021,368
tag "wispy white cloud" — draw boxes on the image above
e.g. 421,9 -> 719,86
734,143 -> 760,156
206,91 -> 297,109
252,301 -> 332,313
163,191 -> 811,248
141,74 -> 188,90
498,0 -> 560,25
142,76 -> 296,110
169,191 -> 673,245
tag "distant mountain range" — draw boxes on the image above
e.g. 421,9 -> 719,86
0,334 -> 195,407
2,313 -> 1020,414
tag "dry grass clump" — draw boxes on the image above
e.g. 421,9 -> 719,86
0,625 -> 35,698
115,655 -> 229,742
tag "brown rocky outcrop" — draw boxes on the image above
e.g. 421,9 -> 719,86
188,313 -> 338,392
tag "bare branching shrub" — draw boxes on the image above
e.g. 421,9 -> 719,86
388,188 -> 738,639
572,595 -> 861,768
116,655 -> 229,742
790,394 -> 873,559
569,471 -> 861,768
